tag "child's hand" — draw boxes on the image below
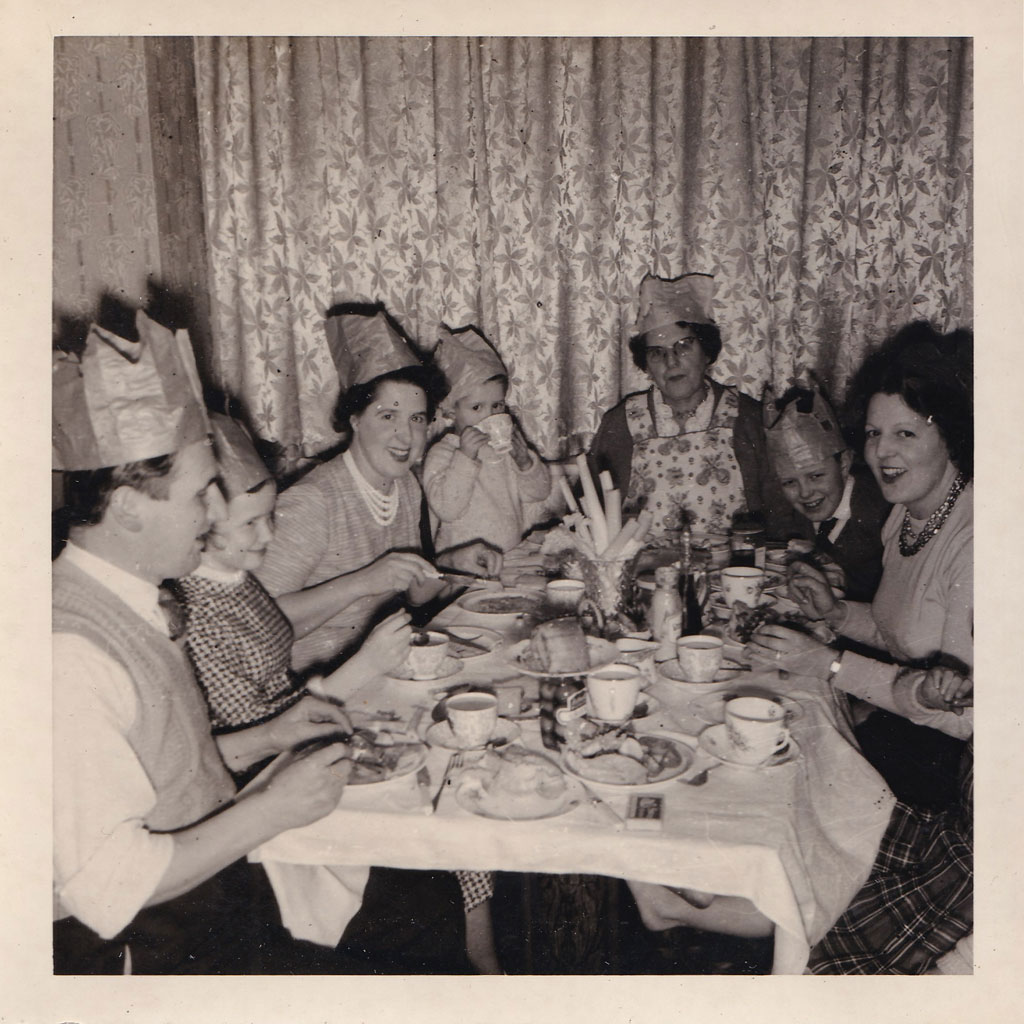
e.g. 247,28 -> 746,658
459,426 -> 491,462
510,427 -> 532,469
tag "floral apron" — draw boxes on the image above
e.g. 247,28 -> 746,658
624,387 -> 745,538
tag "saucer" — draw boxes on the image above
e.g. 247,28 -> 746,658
586,691 -> 661,724
389,656 -> 464,682
698,723 -> 801,769
657,659 -> 744,685
691,691 -> 805,726
425,718 -> 521,751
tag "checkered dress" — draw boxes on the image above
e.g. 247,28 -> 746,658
176,572 -> 304,730
807,742 -> 972,974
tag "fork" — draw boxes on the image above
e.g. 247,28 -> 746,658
431,751 -> 466,811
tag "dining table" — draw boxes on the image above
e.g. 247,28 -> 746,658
250,538 -> 895,975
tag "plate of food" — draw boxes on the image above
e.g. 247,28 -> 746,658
562,732 -> 692,788
387,656 -> 464,683
455,746 -> 585,820
456,589 -> 540,622
440,624 -> 504,659
282,729 -> 428,786
504,618 -> 620,678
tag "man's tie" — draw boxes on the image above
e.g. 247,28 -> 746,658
157,585 -> 187,641
816,517 -> 838,542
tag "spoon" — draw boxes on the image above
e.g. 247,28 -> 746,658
680,762 -> 722,786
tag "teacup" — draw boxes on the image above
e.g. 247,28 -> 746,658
446,692 -> 499,748
719,567 -> 765,608
545,578 -> 586,612
675,634 -> 725,682
724,696 -> 789,765
478,412 -> 514,454
404,631 -> 450,679
586,663 -> 643,722
614,636 -> 660,686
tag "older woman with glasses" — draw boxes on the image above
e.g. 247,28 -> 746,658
588,272 -> 797,542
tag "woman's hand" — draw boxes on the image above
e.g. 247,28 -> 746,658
266,694 -> 353,753
918,666 -> 973,715
357,551 -> 435,597
350,609 -> 414,677
786,561 -> 841,623
459,426 -> 491,462
253,742 -> 352,831
746,623 -> 835,677
439,541 -> 503,579
510,427 -> 532,469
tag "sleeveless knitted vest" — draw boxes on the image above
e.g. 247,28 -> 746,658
52,558 -> 236,831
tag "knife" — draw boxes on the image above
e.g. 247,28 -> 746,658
423,627 -> 490,653
577,782 -> 625,826
415,766 -> 434,811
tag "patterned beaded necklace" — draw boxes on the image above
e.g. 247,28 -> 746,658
898,472 -> 966,557
344,449 -> 400,527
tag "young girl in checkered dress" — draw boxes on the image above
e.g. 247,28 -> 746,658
175,412 -> 500,973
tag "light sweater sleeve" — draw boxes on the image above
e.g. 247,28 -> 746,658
515,450 -> 553,502
835,599 -> 888,649
255,482 -> 330,597
53,633 -> 175,939
422,438 -> 480,523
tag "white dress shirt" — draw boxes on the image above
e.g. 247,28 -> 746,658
53,543 -> 176,939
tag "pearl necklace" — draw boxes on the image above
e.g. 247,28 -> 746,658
344,450 -> 400,527
898,472 -> 966,557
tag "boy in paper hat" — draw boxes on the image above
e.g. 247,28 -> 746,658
423,324 -> 551,553
764,384 -> 889,601
52,311 -> 361,974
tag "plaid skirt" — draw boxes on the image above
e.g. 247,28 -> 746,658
807,744 -> 972,974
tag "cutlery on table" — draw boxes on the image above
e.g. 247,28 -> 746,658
432,752 -> 466,811
420,627 -> 490,653
415,766 -> 433,810
679,762 -> 722,786
577,782 -> 625,825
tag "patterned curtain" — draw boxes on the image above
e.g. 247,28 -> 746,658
193,36 -> 972,463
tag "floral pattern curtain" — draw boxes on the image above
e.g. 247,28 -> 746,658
193,36 -> 972,462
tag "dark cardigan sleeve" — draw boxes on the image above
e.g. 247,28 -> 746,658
587,395 -> 639,498
731,389 -> 805,540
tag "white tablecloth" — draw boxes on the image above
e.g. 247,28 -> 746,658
253,577 -> 894,974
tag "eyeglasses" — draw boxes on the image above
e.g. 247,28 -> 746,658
645,338 -> 696,364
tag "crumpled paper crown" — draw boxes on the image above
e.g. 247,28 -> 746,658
324,310 -> 420,391
209,412 -> 272,500
434,324 -> 507,408
53,310 -> 209,471
763,386 -> 846,474
634,272 -> 715,336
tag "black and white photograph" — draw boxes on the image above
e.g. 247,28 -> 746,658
3,1 -> 1022,1021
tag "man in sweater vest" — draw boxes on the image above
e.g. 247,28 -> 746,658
52,311 -> 357,974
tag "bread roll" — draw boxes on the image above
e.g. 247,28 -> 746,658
528,617 -> 589,672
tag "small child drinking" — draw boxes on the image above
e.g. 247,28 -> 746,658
424,324 -> 551,555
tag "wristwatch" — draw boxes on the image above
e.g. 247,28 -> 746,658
826,652 -> 844,685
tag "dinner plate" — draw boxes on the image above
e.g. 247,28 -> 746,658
424,719 -> 521,751
504,636 -> 620,678
387,656 -> 464,683
455,771 -> 585,820
440,624 -> 503,659
690,690 -> 805,726
348,741 -> 429,785
698,723 -> 801,769
456,589 -> 540,621
656,659 -> 745,686
562,734 -> 693,789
